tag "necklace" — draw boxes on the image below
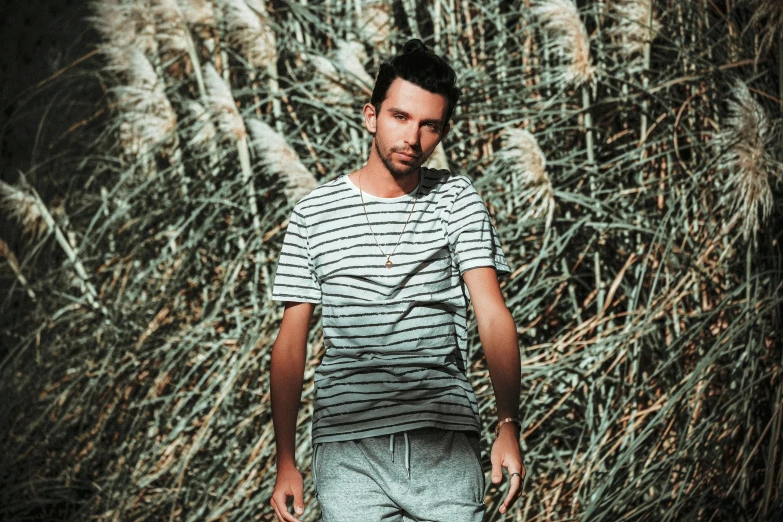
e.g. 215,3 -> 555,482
358,170 -> 419,269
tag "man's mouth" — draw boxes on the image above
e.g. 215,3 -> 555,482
394,151 -> 418,161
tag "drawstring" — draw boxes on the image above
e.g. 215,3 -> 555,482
389,432 -> 410,479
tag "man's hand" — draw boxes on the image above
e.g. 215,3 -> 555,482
270,462 -> 306,522
463,267 -> 525,513
490,423 -> 526,514
270,302 -> 316,521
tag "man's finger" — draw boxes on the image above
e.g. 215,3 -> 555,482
499,470 -> 523,514
270,497 -> 283,521
490,453 -> 502,484
272,493 -> 302,522
292,488 -> 305,517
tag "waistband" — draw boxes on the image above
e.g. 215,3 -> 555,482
312,431 -> 412,490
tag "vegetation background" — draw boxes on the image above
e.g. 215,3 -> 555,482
1,0 -> 782,520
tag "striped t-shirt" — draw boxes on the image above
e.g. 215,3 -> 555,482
271,167 -> 511,445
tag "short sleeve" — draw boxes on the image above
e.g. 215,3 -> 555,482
446,181 -> 511,277
270,208 -> 322,303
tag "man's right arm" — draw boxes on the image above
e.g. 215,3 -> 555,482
270,301 -> 316,471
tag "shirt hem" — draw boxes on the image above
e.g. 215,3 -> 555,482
311,418 -> 481,444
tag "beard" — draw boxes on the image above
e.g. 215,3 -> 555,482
374,138 -> 425,180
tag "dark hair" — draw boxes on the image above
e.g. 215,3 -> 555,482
370,39 -> 460,125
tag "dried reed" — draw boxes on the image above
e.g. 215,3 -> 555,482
247,118 -> 318,204
0,179 -> 47,242
89,0 -> 159,58
306,38 -> 373,103
178,0 -> 216,26
151,0 -> 189,55
112,47 -> 178,156
714,80 -> 781,244
609,0 -> 661,58
221,0 -> 276,70
424,142 -> 449,171
498,128 -> 555,230
203,62 -> 246,140
356,1 -> 392,47
749,0 -> 783,61
530,0 -> 596,87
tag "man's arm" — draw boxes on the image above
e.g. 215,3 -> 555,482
269,301 -> 315,521
463,266 -> 524,515
462,267 -> 520,427
270,301 -> 316,470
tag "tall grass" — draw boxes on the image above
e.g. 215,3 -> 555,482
0,0 -> 781,521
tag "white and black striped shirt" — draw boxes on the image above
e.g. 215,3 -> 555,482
271,167 -> 511,444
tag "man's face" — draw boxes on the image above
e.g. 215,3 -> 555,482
364,78 -> 450,179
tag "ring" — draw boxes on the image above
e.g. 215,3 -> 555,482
510,472 -> 521,478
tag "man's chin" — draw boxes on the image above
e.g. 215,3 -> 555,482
389,164 -> 420,179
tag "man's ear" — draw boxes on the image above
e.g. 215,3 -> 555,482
363,103 -> 377,134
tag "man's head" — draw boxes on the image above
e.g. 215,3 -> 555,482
370,39 -> 460,126
363,39 -> 460,178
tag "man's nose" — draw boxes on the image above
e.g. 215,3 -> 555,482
403,124 -> 421,148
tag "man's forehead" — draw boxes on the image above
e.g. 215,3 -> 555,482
383,78 -> 449,119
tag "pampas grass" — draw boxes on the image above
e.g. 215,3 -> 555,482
221,0 -> 276,70
609,0 -> 661,58
306,38 -> 373,104
151,0 -> 189,55
4,1 -> 783,521
498,128 -> 555,230
714,80 -> 781,244
203,62 -> 246,139
113,47 -> 178,157
89,0 -> 159,58
356,1 -> 392,47
0,179 -> 48,243
179,0 -> 216,26
247,118 -> 318,204
530,0 -> 595,87
424,142 -> 449,171
184,100 -> 217,148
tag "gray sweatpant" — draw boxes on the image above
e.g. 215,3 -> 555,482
312,427 -> 486,522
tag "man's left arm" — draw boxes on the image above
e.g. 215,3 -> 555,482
463,266 -> 525,515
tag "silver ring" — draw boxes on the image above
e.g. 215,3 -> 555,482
510,472 -> 521,478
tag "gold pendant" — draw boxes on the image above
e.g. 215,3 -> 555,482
385,259 -> 393,269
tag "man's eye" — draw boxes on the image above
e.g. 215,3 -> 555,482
395,114 -> 405,120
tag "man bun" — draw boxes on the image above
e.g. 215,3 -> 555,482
402,38 -> 428,54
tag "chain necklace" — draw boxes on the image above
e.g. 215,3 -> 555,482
358,170 -> 420,269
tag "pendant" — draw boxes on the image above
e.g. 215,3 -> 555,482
385,259 -> 393,269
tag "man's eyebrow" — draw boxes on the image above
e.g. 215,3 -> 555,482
387,107 -> 409,116
387,107 -> 443,126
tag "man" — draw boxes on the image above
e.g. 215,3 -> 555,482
269,39 -> 525,522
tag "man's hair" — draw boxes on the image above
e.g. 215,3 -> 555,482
370,38 -> 460,125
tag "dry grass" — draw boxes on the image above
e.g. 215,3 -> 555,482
0,1 -> 781,521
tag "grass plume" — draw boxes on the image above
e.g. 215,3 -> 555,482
203,62 -> 246,140
178,0 -> 216,26
498,128 -> 555,230
247,118 -> 318,204
151,0 -> 189,55
531,0 -> 595,87
0,180 -> 48,243
221,0 -> 277,70
609,0 -> 661,58
714,80 -> 781,244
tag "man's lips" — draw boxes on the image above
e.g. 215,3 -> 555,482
394,151 -> 418,161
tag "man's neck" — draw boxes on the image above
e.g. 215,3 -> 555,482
350,149 -> 420,198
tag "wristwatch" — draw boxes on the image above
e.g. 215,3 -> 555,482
494,417 -> 521,438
